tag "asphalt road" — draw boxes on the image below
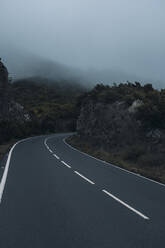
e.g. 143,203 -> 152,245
0,133 -> 165,247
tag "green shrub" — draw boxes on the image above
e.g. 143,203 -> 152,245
137,153 -> 164,168
122,145 -> 146,162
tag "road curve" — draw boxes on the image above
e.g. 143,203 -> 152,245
0,133 -> 165,247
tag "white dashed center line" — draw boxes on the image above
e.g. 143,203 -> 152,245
74,171 -> 95,185
61,161 -> 71,168
53,154 -> 60,160
44,137 -> 150,221
102,189 -> 149,220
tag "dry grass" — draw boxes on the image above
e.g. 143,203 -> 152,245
67,135 -> 165,184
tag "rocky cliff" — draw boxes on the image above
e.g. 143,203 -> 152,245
0,60 -> 29,123
0,59 -> 9,120
77,99 -> 144,150
69,84 -> 165,182
77,84 -> 165,153
0,60 -> 31,144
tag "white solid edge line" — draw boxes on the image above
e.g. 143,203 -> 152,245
63,138 -> 165,188
61,161 -> 71,168
53,154 -> 60,160
0,142 -> 19,203
74,171 -> 95,185
0,136 -> 38,204
102,189 -> 149,220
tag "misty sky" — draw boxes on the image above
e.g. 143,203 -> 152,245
0,0 -> 165,85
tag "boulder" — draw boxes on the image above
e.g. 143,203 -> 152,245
77,98 -> 142,149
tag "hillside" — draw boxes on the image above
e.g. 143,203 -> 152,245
0,60 -> 30,144
68,83 -> 165,183
0,61 -> 86,145
11,77 -> 86,134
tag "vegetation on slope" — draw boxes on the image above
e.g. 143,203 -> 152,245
67,82 -> 165,184
0,76 -> 86,146
84,82 -> 165,129
67,135 -> 165,183
11,77 -> 86,134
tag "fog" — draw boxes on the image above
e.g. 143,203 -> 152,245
0,0 -> 165,87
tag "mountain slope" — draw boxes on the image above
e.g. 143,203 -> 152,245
68,83 -> 165,183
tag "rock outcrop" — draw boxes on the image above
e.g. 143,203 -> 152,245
77,94 -> 164,151
0,59 -> 10,119
77,99 -> 143,149
0,60 -> 29,122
